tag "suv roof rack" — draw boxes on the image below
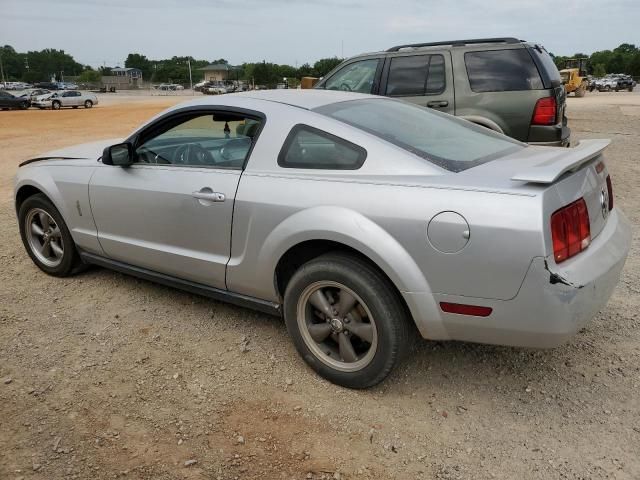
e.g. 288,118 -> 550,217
386,37 -> 522,52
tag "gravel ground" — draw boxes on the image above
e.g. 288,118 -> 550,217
0,93 -> 639,480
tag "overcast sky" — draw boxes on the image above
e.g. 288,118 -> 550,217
2,0 -> 638,68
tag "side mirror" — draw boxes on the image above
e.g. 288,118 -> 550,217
102,142 -> 134,166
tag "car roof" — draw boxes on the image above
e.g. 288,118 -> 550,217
180,89 -> 374,111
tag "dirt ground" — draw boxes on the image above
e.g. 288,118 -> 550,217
0,92 -> 639,480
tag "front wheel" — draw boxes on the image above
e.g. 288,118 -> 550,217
52,101 -> 61,110
283,253 -> 411,388
19,101 -> 29,109
84,100 -> 93,108
18,194 -> 82,276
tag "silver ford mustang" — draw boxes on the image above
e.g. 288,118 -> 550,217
14,90 -> 631,388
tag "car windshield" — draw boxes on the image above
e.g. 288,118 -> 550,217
314,98 -> 523,172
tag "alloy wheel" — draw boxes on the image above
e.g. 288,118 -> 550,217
25,208 -> 64,267
296,281 -> 378,372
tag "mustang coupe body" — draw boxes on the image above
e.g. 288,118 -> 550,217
14,90 -> 631,387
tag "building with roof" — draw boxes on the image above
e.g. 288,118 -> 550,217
110,67 -> 143,80
198,63 -> 234,82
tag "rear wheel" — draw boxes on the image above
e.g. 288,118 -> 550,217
52,100 -> 61,110
575,86 -> 586,97
19,101 -> 29,109
84,100 -> 93,108
283,253 -> 411,388
18,194 -> 82,276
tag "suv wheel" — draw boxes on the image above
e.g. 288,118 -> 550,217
283,253 -> 411,388
18,194 -> 82,276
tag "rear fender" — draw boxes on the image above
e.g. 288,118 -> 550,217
255,206 -> 444,338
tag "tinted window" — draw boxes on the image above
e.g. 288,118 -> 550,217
386,54 -> 446,96
322,59 -> 380,94
528,46 -> 561,89
278,124 -> 366,170
386,55 -> 428,96
135,113 -> 261,169
465,49 -> 543,92
314,99 -> 522,172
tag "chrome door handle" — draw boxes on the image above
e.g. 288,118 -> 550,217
192,190 -> 225,202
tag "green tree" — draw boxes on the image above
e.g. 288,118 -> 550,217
78,68 -> 102,83
593,63 -> 606,77
313,57 -> 343,77
125,53 -> 152,79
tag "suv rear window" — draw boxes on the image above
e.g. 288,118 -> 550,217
385,54 -> 445,96
314,98 -> 522,172
465,49 -> 543,92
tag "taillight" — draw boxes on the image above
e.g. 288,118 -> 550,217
531,96 -> 557,125
550,198 -> 591,263
606,174 -> 613,211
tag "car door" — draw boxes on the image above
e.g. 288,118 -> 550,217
88,109 -> 263,289
317,57 -> 385,94
380,51 -> 455,114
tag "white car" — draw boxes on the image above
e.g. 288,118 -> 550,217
32,91 -> 98,110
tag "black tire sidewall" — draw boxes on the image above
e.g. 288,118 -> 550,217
18,194 -> 79,276
283,254 -> 408,389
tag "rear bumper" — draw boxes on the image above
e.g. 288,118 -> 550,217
414,208 -> 631,347
528,125 -> 571,147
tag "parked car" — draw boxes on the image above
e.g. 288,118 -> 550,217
315,37 -> 570,146
0,90 -> 30,110
202,82 -> 227,95
34,82 -> 61,90
31,91 -> 98,110
591,74 -> 636,92
21,89 -> 51,101
194,80 -> 212,92
14,91 -> 630,388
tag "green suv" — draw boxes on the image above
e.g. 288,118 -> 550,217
315,38 -> 570,146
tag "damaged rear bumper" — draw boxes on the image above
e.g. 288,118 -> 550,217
430,208 -> 631,348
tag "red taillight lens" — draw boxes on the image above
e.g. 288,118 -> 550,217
531,96 -> 557,125
440,302 -> 492,317
606,174 -> 613,211
550,198 -> 591,263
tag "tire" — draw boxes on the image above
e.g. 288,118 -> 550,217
283,252 -> 412,389
575,86 -> 585,97
18,194 -> 82,277
84,100 -> 93,108
629,86 -> 634,92
19,101 -> 29,110
52,101 -> 61,110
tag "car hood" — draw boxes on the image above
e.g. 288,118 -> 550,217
20,137 -> 123,167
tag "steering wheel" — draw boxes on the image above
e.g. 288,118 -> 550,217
173,143 -> 214,166
339,83 -> 353,91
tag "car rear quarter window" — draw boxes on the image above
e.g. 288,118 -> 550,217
385,54 -> 446,96
278,124 -> 366,170
464,49 -> 544,92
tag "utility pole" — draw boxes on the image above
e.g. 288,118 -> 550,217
187,59 -> 193,94
0,50 -> 5,84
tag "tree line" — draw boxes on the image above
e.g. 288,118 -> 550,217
552,43 -> 640,77
0,45 -> 343,86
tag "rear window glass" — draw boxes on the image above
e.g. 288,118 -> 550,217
385,54 -> 446,96
465,49 -> 543,92
278,124 -> 366,170
314,99 -> 522,173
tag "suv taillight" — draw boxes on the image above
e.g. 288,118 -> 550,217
550,198 -> 591,263
606,174 -> 614,211
531,96 -> 557,125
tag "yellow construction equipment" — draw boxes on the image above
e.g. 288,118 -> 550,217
559,58 -> 589,97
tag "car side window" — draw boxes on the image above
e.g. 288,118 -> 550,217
322,59 -> 380,94
135,113 -> 262,169
278,124 -> 366,170
385,54 -> 446,96
465,49 -> 544,92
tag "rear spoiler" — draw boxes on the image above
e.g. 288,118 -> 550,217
511,139 -> 610,184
